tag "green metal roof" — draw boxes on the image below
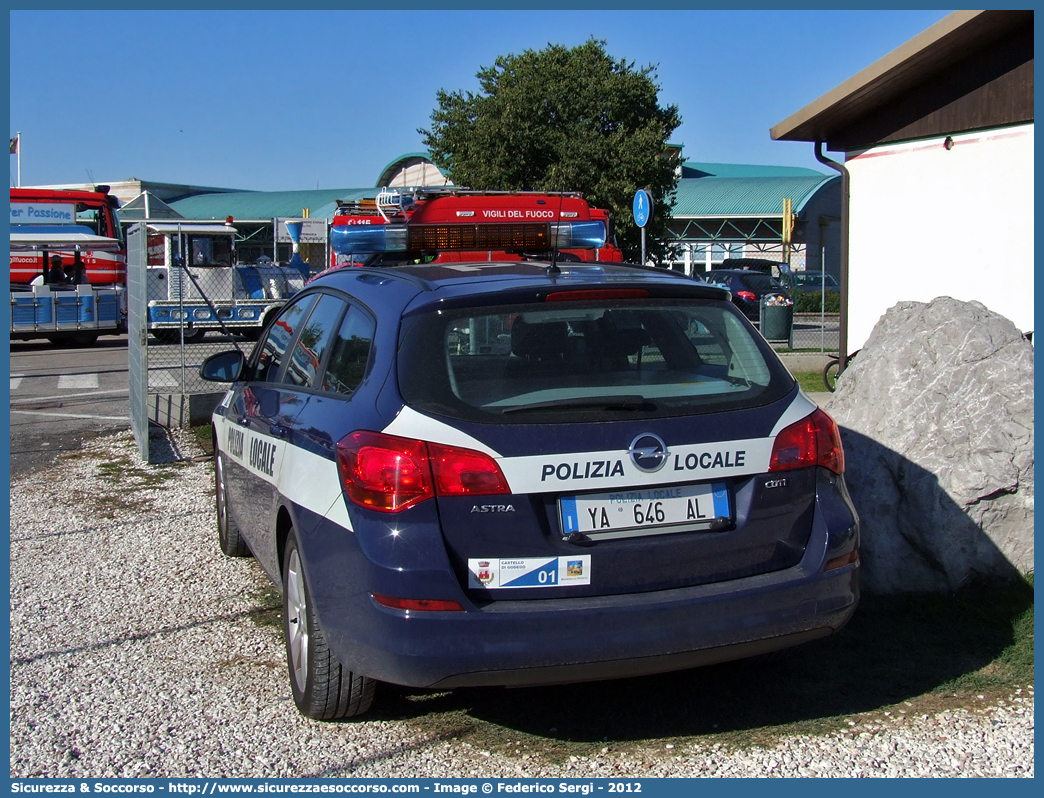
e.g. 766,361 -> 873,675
681,162 -> 827,178
168,188 -> 377,221
161,162 -> 836,224
375,152 -> 438,188
671,174 -> 838,218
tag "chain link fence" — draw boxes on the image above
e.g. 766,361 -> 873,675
128,222 -> 306,458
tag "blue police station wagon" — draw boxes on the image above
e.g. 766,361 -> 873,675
201,258 -> 859,720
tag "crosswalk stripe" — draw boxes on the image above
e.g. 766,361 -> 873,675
148,371 -> 181,388
11,375 -> 24,390
57,374 -> 100,390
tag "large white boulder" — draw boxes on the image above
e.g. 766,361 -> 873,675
826,297 -> 1033,593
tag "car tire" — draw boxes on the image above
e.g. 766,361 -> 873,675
283,531 -> 376,720
215,450 -> 250,558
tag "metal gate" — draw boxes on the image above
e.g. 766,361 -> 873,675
128,224 -> 149,461
128,222 -> 265,462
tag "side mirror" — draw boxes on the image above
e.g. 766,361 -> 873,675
200,350 -> 246,383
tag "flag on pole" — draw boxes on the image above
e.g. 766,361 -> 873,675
9,134 -> 18,154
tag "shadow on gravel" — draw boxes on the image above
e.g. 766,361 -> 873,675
374,579 -> 1033,746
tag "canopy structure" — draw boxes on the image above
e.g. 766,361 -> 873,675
117,191 -> 185,221
144,222 -> 237,235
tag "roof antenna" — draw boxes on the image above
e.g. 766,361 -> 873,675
547,192 -> 565,277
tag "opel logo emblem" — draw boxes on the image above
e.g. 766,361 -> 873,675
629,433 -> 669,472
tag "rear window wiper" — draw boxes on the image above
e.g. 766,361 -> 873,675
499,395 -> 656,415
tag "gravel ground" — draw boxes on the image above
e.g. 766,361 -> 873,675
9,430 -> 1034,779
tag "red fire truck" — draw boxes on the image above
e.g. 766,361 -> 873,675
9,186 -> 127,344
327,188 -> 623,271
10,185 -> 125,287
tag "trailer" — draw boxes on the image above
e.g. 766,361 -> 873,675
10,186 -> 127,345
9,227 -> 125,345
133,221 -> 307,342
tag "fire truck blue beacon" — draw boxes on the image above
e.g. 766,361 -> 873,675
200,189 -> 860,720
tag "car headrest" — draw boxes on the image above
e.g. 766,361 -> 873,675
511,319 -> 570,361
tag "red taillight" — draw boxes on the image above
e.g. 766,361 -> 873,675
337,431 -> 433,512
336,430 -> 509,513
372,593 -> 464,612
429,442 -> 510,496
769,409 -> 845,474
736,290 -> 757,302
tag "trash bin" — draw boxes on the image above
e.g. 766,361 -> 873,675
759,294 -> 794,341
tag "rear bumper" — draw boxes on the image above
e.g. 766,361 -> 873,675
294,494 -> 858,688
427,566 -> 857,688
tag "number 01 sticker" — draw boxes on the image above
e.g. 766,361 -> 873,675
468,556 -> 591,589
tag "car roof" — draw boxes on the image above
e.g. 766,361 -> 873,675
308,260 -> 730,307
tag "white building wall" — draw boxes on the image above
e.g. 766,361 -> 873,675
846,123 -> 1034,350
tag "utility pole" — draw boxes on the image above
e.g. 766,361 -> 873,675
781,197 -> 795,266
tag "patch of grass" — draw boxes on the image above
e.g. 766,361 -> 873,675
935,572 -> 1034,694
61,451 -> 189,518
387,577 -> 1033,759
191,423 -> 215,457
247,577 -> 284,630
793,370 -> 828,394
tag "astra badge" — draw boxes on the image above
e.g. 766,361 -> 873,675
628,433 -> 670,472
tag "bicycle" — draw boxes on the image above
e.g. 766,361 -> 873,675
822,350 -> 860,392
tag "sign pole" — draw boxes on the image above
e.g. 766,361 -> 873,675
632,189 -> 653,265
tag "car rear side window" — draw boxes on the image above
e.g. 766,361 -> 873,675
284,294 -> 347,389
398,299 -> 793,423
322,307 -> 375,395
254,294 -> 317,383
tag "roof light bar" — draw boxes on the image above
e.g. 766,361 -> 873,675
330,220 -> 607,256
409,223 -> 549,252
330,224 -> 408,255
551,220 -> 606,250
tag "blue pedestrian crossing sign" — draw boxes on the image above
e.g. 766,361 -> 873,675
633,189 -> 653,228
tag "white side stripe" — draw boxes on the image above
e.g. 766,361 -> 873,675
380,405 -> 789,496
499,438 -> 775,495
383,405 -> 501,456
770,391 -> 819,437
215,413 -> 352,531
280,439 -> 353,530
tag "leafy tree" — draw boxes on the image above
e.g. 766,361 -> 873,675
420,39 -> 681,263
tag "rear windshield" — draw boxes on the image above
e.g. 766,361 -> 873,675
397,299 -> 794,424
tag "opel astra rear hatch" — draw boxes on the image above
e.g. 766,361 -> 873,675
394,278 -> 826,600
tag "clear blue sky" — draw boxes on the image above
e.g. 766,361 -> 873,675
10,9 -> 952,191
